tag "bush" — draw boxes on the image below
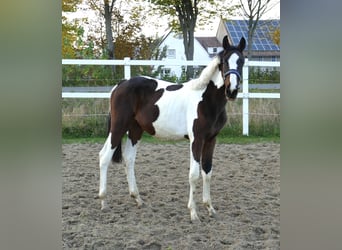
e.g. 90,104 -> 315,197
249,67 -> 280,84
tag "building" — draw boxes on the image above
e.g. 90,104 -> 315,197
217,19 -> 280,62
195,37 -> 223,58
158,19 -> 280,77
157,32 -> 219,79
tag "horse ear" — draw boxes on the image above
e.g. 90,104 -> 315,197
222,36 -> 231,50
237,37 -> 246,52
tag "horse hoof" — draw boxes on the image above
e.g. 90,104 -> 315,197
190,212 -> 201,223
130,193 -> 144,208
191,217 -> 201,224
101,206 -> 111,212
136,198 -> 144,208
209,208 -> 217,216
210,212 -> 219,220
100,200 -> 110,212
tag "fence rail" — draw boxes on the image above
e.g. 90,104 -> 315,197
62,84 -> 280,93
62,58 -> 280,136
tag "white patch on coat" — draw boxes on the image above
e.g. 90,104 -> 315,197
188,150 -> 201,221
152,81 -> 205,139
188,56 -> 222,90
228,53 -> 239,91
98,133 -> 115,210
151,56 -> 222,139
202,169 -> 216,216
110,85 -> 118,93
122,138 -> 143,206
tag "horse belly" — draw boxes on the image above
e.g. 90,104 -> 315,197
152,108 -> 188,139
152,98 -> 187,139
152,90 -> 202,140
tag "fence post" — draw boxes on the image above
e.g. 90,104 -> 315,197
124,57 -> 131,79
242,59 -> 249,136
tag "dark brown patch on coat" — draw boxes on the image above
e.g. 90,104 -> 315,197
109,77 -> 164,149
166,84 -> 183,91
191,81 -> 228,173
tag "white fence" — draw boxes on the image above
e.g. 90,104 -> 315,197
62,58 -> 280,136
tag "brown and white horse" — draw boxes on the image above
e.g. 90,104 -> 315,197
99,36 -> 246,222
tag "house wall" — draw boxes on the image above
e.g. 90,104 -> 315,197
216,20 -> 227,44
159,33 -> 211,78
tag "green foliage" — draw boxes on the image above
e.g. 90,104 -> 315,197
62,0 -> 82,58
272,28 -> 280,46
62,1 -> 167,87
249,67 -> 280,84
62,0 -> 82,12
150,0 -> 233,31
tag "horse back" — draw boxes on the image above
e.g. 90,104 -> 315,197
110,76 -> 164,136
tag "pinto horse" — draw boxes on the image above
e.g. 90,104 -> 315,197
99,35 -> 246,221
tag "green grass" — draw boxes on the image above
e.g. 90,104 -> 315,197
62,133 -> 279,145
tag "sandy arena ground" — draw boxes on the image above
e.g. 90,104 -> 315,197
62,142 -> 279,249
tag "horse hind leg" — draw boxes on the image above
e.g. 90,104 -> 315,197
99,133 -> 115,211
122,125 -> 144,207
122,138 -> 143,207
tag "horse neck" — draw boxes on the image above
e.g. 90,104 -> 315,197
190,57 -> 223,90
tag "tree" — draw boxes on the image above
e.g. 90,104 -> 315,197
62,0 -> 82,58
151,0 -> 200,79
112,6 -> 167,77
62,0 -> 166,85
272,27 -> 280,46
151,0 -> 236,79
238,0 -> 279,59
88,0 -> 116,60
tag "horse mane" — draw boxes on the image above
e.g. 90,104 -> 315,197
187,56 -> 223,90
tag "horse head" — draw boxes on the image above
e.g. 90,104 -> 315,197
219,36 -> 246,100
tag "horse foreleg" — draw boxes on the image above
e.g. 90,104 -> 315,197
188,154 -> 201,222
201,138 -> 217,217
99,133 -> 115,211
202,169 -> 216,217
123,138 -> 143,207
188,137 -> 203,222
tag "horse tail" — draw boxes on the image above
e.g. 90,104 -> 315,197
106,111 -> 123,163
106,112 -> 111,136
112,140 -> 122,163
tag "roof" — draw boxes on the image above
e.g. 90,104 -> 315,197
195,37 -> 222,57
196,37 -> 221,49
225,19 -> 280,51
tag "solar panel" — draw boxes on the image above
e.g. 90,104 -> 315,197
225,20 -> 280,51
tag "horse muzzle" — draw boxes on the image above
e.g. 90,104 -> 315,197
224,69 -> 241,101
226,85 -> 239,100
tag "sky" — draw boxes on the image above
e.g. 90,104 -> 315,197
64,0 -> 280,38
195,0 -> 280,36
139,0 -> 280,36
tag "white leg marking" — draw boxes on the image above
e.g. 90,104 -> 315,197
122,138 -> 143,207
202,169 -> 216,216
188,152 -> 201,221
99,133 -> 115,211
